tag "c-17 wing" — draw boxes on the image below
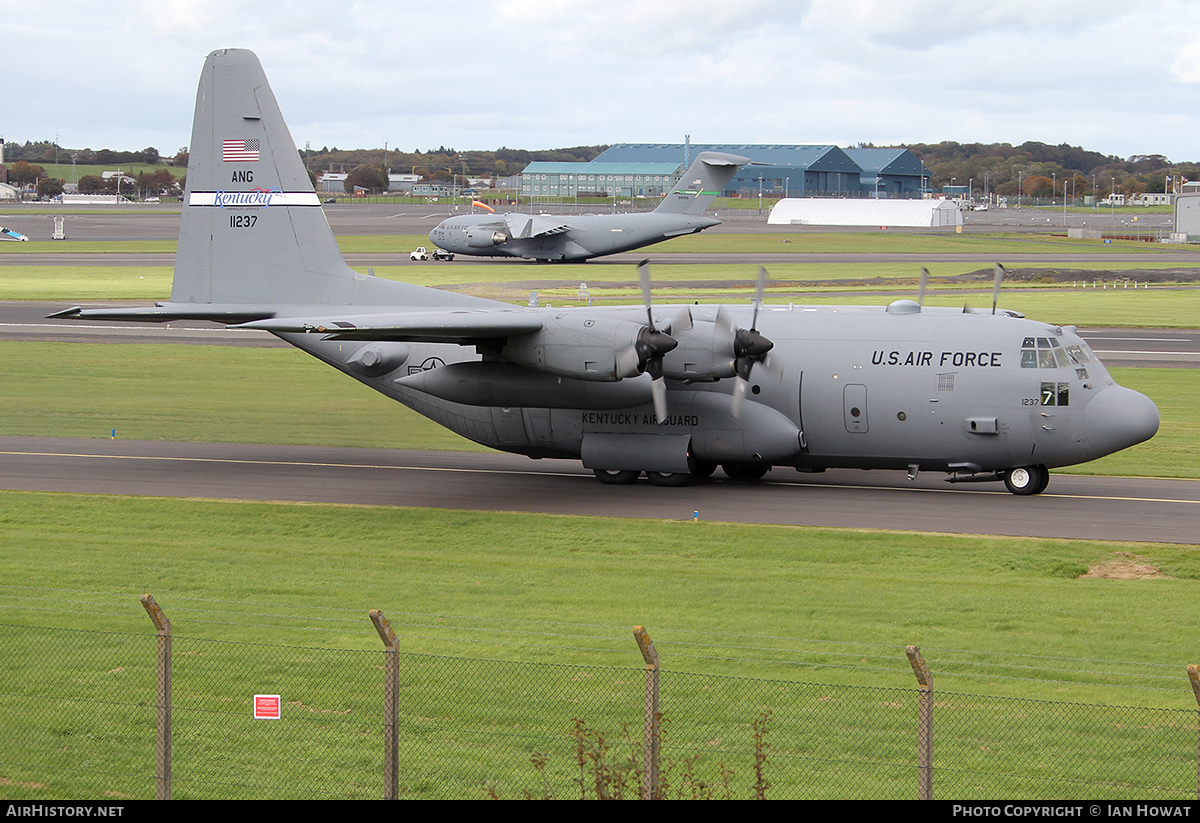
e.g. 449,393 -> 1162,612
234,310 -> 546,343
504,213 -> 573,239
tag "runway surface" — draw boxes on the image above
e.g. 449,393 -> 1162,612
2,436 -> 1196,544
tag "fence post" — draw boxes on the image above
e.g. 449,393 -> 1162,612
140,595 -> 171,800
370,610 -> 399,800
1187,665 -> 1200,799
906,645 -> 933,800
633,626 -> 660,800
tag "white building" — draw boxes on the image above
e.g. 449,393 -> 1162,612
768,198 -> 962,228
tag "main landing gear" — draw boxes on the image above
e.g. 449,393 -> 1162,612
1002,464 -> 1050,496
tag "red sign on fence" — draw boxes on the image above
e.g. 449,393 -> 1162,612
254,694 -> 281,719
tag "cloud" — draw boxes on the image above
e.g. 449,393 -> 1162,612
4,0 -> 1200,160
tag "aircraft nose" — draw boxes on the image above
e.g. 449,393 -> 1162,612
1085,384 -> 1159,460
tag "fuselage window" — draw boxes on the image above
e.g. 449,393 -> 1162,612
1041,382 -> 1070,406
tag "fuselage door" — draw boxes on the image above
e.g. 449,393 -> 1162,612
844,383 -> 868,433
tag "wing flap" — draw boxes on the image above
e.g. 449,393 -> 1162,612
234,310 -> 545,343
48,304 -> 278,324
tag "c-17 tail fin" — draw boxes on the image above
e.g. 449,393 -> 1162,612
654,151 -> 749,216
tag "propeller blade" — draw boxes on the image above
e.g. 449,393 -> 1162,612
665,305 -> 693,335
651,377 -> 668,423
751,265 -> 768,329
918,267 -> 929,307
731,375 -> 749,419
992,263 -> 1006,315
638,259 -> 675,420
638,259 -> 654,327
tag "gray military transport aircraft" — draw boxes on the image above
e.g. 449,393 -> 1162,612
53,49 -> 1160,494
427,151 -> 748,262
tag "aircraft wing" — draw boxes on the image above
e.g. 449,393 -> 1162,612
234,309 -> 546,343
49,304 -> 278,324
504,213 -> 573,238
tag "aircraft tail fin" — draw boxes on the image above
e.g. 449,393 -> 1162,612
171,49 -> 363,307
654,151 -> 749,215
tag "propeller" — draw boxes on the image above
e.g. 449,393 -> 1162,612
991,263 -> 1006,315
917,266 -> 929,307
729,266 -> 775,419
637,260 -> 678,422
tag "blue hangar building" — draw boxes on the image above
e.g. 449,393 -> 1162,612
592,144 -> 931,199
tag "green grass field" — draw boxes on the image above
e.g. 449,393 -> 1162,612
2,492 -> 1199,798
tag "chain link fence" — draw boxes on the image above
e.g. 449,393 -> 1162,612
1,607 -> 1198,800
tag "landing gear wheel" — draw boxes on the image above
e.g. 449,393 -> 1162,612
692,460 -> 718,480
594,468 -> 639,485
1003,464 -> 1049,495
646,471 -> 692,487
721,463 -> 770,481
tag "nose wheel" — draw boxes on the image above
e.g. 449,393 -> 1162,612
1003,465 -> 1049,495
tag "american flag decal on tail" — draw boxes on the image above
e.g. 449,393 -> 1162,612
223,139 -> 260,162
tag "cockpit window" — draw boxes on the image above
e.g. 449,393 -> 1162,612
1022,336 -> 1084,369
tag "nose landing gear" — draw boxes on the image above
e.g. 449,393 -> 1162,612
1003,464 -> 1050,495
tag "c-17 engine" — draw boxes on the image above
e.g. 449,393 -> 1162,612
465,229 -> 507,248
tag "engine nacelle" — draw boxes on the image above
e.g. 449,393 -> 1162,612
501,314 -> 646,382
465,228 -> 507,248
660,319 -> 738,381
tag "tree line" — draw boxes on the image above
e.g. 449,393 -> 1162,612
7,137 -> 1198,199
907,141 -> 1199,198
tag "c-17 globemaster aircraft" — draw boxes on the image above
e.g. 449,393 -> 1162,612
53,49 -> 1160,494
428,151 -> 748,262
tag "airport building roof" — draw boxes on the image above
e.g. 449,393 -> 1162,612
522,161 -> 682,175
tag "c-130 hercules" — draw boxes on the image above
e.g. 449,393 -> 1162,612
54,49 -> 1159,494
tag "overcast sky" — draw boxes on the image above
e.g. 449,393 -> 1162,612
7,0 -> 1200,163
